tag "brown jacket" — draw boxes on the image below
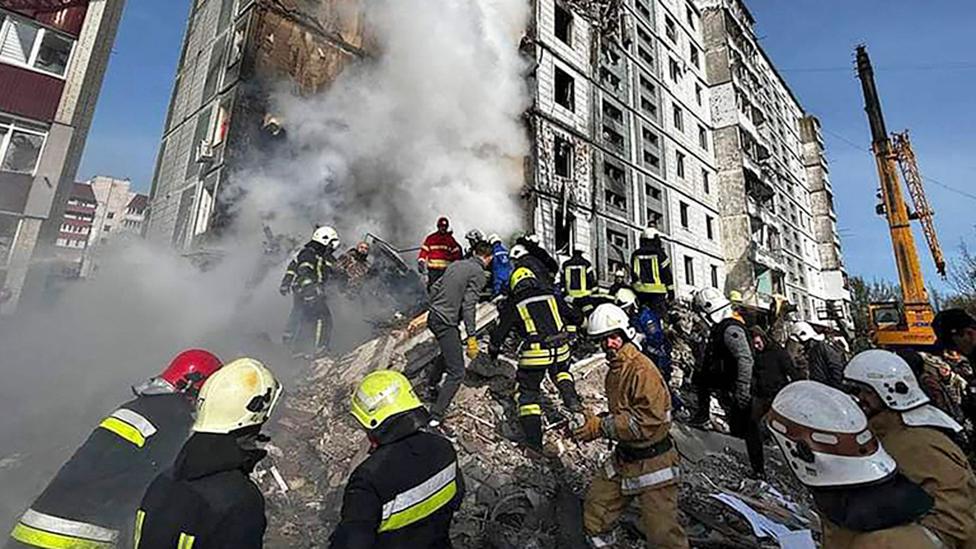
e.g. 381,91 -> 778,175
601,342 -> 677,488
823,519 -> 941,548
870,410 -> 976,548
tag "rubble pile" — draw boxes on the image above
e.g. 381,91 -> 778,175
257,304 -> 818,548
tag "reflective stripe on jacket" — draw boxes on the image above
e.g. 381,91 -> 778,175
491,286 -> 581,369
418,232 -> 462,271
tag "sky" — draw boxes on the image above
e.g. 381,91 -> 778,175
76,1 -> 976,289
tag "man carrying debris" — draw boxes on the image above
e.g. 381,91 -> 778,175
284,226 -> 342,358
489,266 -> 583,452
418,217 -> 463,291
134,358 -> 282,549
844,350 -> 976,549
487,233 -> 513,299
630,227 -> 674,316
689,288 -> 764,478
425,241 -> 493,435
767,381 -> 942,548
573,303 -> 689,548
336,241 -> 372,294
790,321 -> 845,389
9,349 -> 222,549
330,370 -> 463,548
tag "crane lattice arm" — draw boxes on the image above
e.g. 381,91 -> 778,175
892,131 -> 947,277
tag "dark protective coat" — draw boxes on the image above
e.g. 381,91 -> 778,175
629,239 -> 674,299
804,339 -> 846,390
134,433 -> 267,549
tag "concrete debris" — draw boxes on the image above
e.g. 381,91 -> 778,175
257,304 -> 816,548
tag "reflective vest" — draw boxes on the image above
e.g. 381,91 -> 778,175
563,265 -> 592,299
632,253 -> 668,295
516,294 -> 571,367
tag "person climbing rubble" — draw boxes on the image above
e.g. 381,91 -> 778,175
844,350 -> 976,549
418,217 -> 463,291
134,358 -> 283,549
424,241 -> 492,437
9,349 -> 223,549
767,380 -> 943,548
689,288 -> 764,479
514,233 -> 559,284
335,241 -> 372,294
573,303 -> 689,549
616,287 -> 681,413
629,227 -> 674,315
330,370 -> 463,548
489,266 -> 583,453
283,226 -> 342,359
487,233 -> 513,299
790,320 -> 845,389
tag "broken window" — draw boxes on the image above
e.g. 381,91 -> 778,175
554,3 -> 573,45
600,68 -> 621,91
706,215 -> 714,239
669,58 -> 681,82
637,26 -> 653,46
638,47 -> 654,67
710,265 -> 719,288
603,126 -> 624,151
642,150 -> 660,169
602,100 -> 623,123
218,0 -> 237,34
646,208 -> 662,227
673,105 -> 684,131
642,127 -> 659,148
702,169 -> 711,194
0,15 -> 74,77
640,75 -> 656,95
679,201 -> 689,228
553,136 -> 572,178
665,16 -> 677,43
555,207 -> 576,254
554,66 -> 575,111
202,34 -> 228,101
607,228 -> 628,250
698,125 -> 708,150
635,1 -> 651,20
35,31 -> 72,76
690,45 -> 700,68
695,83 -> 703,106
0,118 -> 46,175
640,96 -> 658,118
684,256 -> 695,285
687,5 -> 696,29
676,152 -> 686,178
604,189 -> 626,210
646,184 -> 662,200
604,161 -> 624,185
0,213 -> 20,266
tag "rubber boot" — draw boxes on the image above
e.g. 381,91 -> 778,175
557,380 -> 584,412
519,415 -> 544,450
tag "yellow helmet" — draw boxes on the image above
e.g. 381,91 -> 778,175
729,290 -> 743,304
509,266 -> 537,292
193,358 -> 283,434
350,370 -> 423,430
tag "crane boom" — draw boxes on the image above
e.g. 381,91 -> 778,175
855,44 -> 936,348
891,131 -> 947,277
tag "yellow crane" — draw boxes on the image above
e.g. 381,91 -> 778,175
855,45 -> 946,349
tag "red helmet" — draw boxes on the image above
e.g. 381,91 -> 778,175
160,349 -> 223,395
437,217 -> 449,230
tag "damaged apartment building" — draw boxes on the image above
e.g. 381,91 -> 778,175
146,0 -> 851,328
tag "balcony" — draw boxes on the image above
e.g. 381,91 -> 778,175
751,241 -> 785,273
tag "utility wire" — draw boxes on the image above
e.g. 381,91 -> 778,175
780,62 -> 976,73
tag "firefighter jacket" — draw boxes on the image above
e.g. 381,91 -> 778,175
135,433 -> 267,549
629,241 -> 674,297
751,338 -> 798,400
418,231 -> 462,271
869,409 -> 976,548
822,522 -> 943,549
10,392 -> 192,549
330,425 -> 463,549
516,238 -> 559,280
490,284 -> 581,367
804,339 -> 846,390
561,254 -> 596,299
699,316 -> 754,406
490,241 -> 513,297
596,343 -> 678,495
513,255 -> 555,289
284,241 -> 339,302
631,307 -> 671,375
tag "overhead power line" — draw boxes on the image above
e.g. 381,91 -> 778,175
780,62 -> 976,73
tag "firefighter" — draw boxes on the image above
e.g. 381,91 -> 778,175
689,288 -> 763,477
629,227 -> 674,315
617,288 -> 673,385
844,350 -> 976,549
509,244 -> 554,290
574,303 -> 688,549
418,217 -> 463,290
515,234 -> 559,282
330,370 -> 463,548
285,226 -> 342,358
464,229 -> 485,257
767,381 -> 941,548
489,267 -> 583,452
790,321 -> 845,390
608,267 -> 629,296
561,249 -> 597,314
487,234 -> 513,299
134,358 -> 283,549
9,350 -> 222,549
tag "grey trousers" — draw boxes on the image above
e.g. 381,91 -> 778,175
427,314 -> 466,419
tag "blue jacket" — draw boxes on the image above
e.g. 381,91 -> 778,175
631,306 -> 672,376
491,242 -> 514,296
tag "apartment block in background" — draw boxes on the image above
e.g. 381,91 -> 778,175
52,181 -> 96,276
145,0 -> 365,249
0,0 -> 124,314
700,0 -> 851,328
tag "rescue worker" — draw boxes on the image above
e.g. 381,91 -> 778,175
515,234 -> 559,283
418,217 -> 463,290
629,227 -> 674,315
574,304 -> 688,549
9,349 -> 222,549
286,226 -> 342,358
330,371 -> 463,548
791,321 -> 845,390
689,288 -> 762,477
464,229 -> 485,257
425,241 -> 493,436
134,358 -> 283,549
617,288 -> 673,384
844,350 -> 976,549
561,249 -> 597,314
934,309 -> 976,368
489,266 -> 583,452
487,234 -> 513,299
608,267 -> 629,297
767,381 -> 941,548
747,327 -> 798,478
898,349 -> 966,424
509,244 -> 554,290
336,241 -> 372,294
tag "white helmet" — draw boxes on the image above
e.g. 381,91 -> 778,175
193,358 -> 283,434
844,350 -> 928,412
692,287 -> 732,325
615,288 -> 637,310
790,321 -> 823,343
525,234 -> 541,245
311,226 -> 340,251
767,381 -> 897,487
510,244 -> 529,260
465,229 -> 484,243
587,303 -> 637,341
487,233 -> 501,245
641,227 -> 660,241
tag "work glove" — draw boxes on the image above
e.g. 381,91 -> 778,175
465,336 -> 480,360
572,411 -> 602,442
417,260 -> 428,275
488,345 -> 500,361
